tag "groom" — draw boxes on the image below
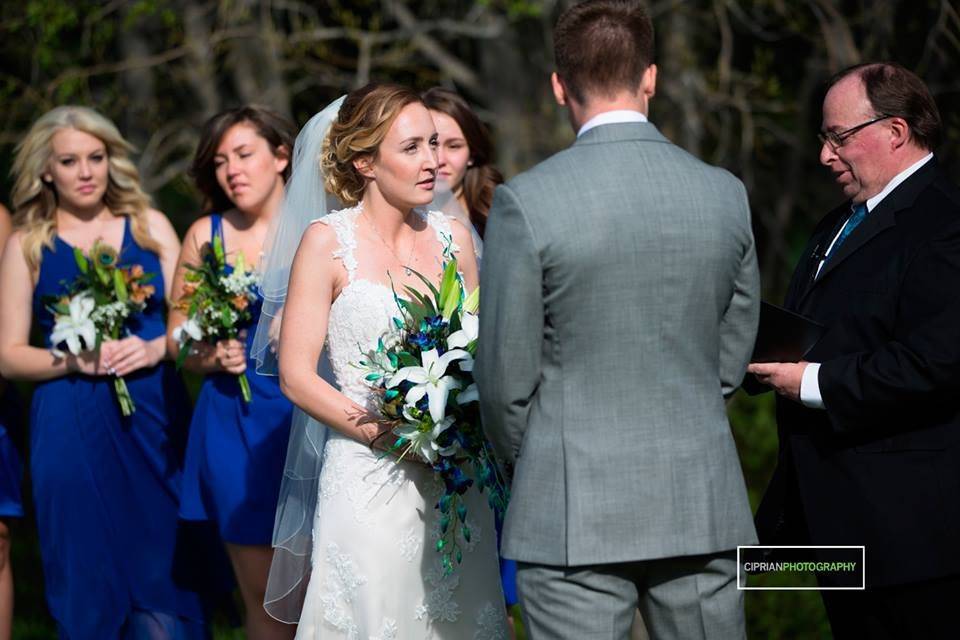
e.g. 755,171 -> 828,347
475,1 -> 760,638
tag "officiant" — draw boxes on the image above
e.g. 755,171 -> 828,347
748,63 -> 960,639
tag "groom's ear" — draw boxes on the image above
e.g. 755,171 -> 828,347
641,64 -> 657,101
551,72 -> 568,107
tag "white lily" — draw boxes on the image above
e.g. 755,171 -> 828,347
457,383 -> 479,405
446,312 -> 478,349
393,415 -> 455,463
172,315 -> 203,345
388,348 -> 468,423
50,293 -> 96,357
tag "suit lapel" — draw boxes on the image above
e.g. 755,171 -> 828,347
799,158 -> 939,304
812,200 -> 897,283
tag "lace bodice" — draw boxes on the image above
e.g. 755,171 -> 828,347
317,205 -> 459,408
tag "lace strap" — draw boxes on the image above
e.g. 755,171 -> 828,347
422,209 -> 460,262
315,207 -> 359,282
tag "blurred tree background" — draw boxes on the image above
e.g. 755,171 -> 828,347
1,0 -> 959,637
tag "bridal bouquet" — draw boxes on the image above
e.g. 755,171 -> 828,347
46,240 -> 156,416
173,234 -> 258,403
358,259 -> 509,575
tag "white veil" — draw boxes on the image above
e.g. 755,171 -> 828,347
251,95 -> 345,623
429,177 -> 483,265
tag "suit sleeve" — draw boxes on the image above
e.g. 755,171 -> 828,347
819,219 -> 960,433
719,183 -> 761,398
475,183 -> 544,466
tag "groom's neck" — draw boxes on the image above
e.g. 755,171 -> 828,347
568,92 -> 649,132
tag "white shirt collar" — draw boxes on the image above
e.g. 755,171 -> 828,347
864,153 -> 934,212
577,110 -> 648,137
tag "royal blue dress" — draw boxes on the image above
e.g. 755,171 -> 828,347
179,214 -> 293,545
30,217 -> 209,639
0,381 -> 24,519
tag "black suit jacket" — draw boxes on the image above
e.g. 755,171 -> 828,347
755,159 -> 960,587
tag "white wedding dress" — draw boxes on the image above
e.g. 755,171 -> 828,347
294,205 -> 509,640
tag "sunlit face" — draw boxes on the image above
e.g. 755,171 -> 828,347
364,103 -> 438,208
429,110 -> 470,191
819,75 -> 894,204
45,128 -> 109,211
213,122 -> 288,215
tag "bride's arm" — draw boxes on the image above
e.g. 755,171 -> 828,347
278,222 -> 387,445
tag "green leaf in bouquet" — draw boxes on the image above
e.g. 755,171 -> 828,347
398,351 -> 419,367
220,305 -> 232,328
139,271 -> 157,283
73,247 -> 89,274
463,286 -> 479,315
448,311 -> 462,333
93,262 -> 111,287
387,352 -> 399,368
364,373 -> 382,382
397,298 -> 427,327
212,234 -> 225,265
393,317 -> 404,331
175,342 -> 191,369
402,285 -> 437,317
384,388 -> 400,401
93,290 -> 111,305
409,268 -> 442,306
439,259 -> 460,318
113,269 -> 128,302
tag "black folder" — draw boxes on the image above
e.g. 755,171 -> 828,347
742,302 -> 825,395
751,301 -> 825,363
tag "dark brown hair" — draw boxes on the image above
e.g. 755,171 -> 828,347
190,105 -> 297,213
829,62 -> 942,151
422,87 -> 503,237
322,83 -> 422,206
554,0 -> 654,104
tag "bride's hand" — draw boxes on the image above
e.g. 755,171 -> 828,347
364,421 -> 432,467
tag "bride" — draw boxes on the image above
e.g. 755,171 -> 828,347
253,83 -> 509,639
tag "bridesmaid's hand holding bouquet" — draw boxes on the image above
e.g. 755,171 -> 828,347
46,240 -> 156,416
172,234 -> 258,403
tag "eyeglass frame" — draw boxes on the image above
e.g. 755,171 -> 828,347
818,114 -> 896,150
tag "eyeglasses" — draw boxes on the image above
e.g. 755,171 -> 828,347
818,115 -> 894,150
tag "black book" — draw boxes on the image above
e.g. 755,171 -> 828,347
742,302 -> 825,395
751,301 -> 825,363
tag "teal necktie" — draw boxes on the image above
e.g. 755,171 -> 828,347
824,202 -> 867,264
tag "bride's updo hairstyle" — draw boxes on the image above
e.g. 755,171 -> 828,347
321,82 -> 422,206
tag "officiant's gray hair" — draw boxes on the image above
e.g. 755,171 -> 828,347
554,0 -> 654,104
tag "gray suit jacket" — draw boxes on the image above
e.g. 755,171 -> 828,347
475,122 -> 760,566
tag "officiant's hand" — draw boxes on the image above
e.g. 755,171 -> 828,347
747,361 -> 807,402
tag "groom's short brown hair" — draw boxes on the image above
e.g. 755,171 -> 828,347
554,0 -> 654,104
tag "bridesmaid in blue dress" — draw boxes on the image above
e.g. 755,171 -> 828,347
0,106 -> 208,639
170,106 -> 297,640
0,203 -> 23,640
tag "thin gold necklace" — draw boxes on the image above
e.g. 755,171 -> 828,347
363,209 -> 418,276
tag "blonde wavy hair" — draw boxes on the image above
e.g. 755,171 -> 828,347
321,83 -> 422,205
10,105 -> 159,270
